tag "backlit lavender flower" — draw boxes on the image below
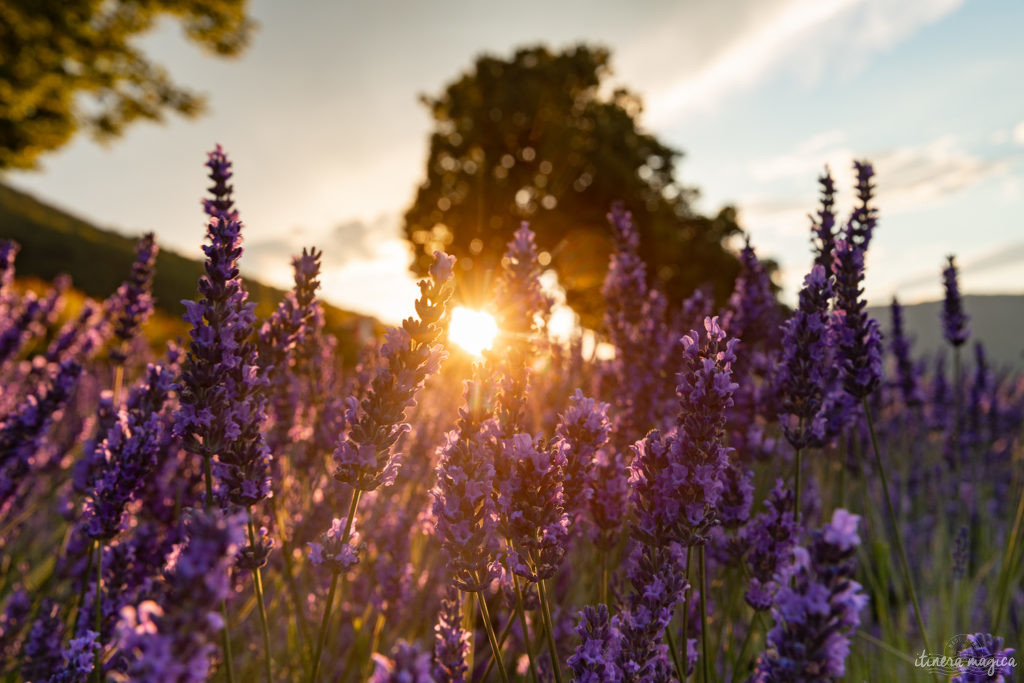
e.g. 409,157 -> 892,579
587,442 -> 629,551
744,480 -> 798,611
20,600 -> 65,681
943,255 -> 970,348
951,633 -> 1016,682
752,509 -> 868,681
554,390 -> 611,522
810,167 -> 838,272
307,514 -> 363,572
433,587 -> 470,683
890,296 -> 924,406
0,360 -> 81,515
568,604 -> 624,682
496,432 -> 569,582
115,510 -> 245,683
0,275 -> 67,366
631,316 -> 737,547
44,300 -> 105,365
202,143 -> 238,221
722,236 -> 781,350
832,238 -> 882,400
431,379 -> 500,592
81,362 -> 175,540
333,251 -> 455,491
177,168 -> 270,507
53,630 -> 98,680
492,222 -> 551,339
369,641 -> 434,683
109,232 -> 158,362
615,543 -> 689,681
777,265 -> 834,449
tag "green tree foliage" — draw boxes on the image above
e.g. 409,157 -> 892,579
0,0 -> 253,169
403,44 -> 744,328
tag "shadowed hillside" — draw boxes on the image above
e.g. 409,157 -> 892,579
0,181 -> 377,361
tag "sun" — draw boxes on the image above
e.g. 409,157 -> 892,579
448,306 -> 499,356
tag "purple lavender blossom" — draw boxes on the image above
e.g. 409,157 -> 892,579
431,379 -> 500,592
109,232 -> 158,362
0,275 -> 68,367
810,167 -> 838,272
722,236 -> 781,351
832,238 -> 882,400
307,514 -> 363,572
369,641 -> 434,683
0,360 -> 81,516
20,600 -> 65,681
492,223 -> 552,339
554,390 -> 611,523
848,161 -> 877,248
889,296 -> 924,406
202,143 -> 238,221
743,480 -> 798,611
333,251 -> 455,491
718,462 -> 754,529
752,509 -> 868,681
496,432 -> 569,582
177,164 -> 271,507
943,255 -> 970,348
433,587 -> 470,683
0,588 -> 31,664
777,265 -> 834,449
115,510 -> 245,682
631,316 -> 737,547
568,604 -> 624,682
81,362 -> 176,540
951,633 -> 1016,682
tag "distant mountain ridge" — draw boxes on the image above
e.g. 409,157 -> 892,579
0,180 -> 377,360
869,295 -> 1024,370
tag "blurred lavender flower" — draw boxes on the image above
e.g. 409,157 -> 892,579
752,509 -> 868,681
82,362 -> 176,540
433,587 -> 470,683
743,480 -> 798,611
20,600 -> 65,681
369,641 -> 434,683
554,390 -> 611,523
943,255 -> 970,348
115,510 -> 245,682
587,439 -> 630,552
0,360 -> 81,515
431,379 -> 500,592
307,514 -> 363,572
0,240 -> 17,303
109,232 -> 158,362
951,633 -> 1016,682
333,251 -> 455,491
492,222 -> 552,339
718,462 -> 754,529
722,236 -> 781,351
177,157 -> 271,507
890,296 -> 924,407
777,265 -> 834,449
568,604 -> 624,682
952,524 -> 971,580
0,588 -> 31,663
631,316 -> 737,547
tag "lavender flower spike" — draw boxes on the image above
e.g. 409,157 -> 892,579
433,587 -> 470,683
832,238 -> 882,400
333,250 -> 455,491
202,143 -> 238,221
951,633 -> 1016,682
942,254 -> 970,347
568,604 -> 624,682
109,232 -> 158,362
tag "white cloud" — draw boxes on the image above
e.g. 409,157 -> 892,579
1012,121 -> 1024,146
638,0 -> 964,128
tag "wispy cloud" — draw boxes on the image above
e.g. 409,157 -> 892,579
639,0 -> 964,128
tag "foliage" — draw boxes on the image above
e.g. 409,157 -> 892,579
403,44 -> 745,329
0,0 -> 253,169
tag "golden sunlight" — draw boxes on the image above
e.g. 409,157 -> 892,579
449,306 -> 499,356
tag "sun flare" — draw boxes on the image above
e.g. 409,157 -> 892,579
448,307 -> 499,356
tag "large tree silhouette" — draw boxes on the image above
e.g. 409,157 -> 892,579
0,0 -> 253,170
403,44 -> 743,328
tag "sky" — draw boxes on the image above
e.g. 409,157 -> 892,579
5,0 -> 1024,324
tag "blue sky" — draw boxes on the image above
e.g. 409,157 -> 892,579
5,0 -> 1023,323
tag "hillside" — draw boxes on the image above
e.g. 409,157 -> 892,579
870,295 -> 1024,370
0,181 -> 378,361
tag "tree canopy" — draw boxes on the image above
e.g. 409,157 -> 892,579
402,44 -> 744,329
0,0 -> 253,170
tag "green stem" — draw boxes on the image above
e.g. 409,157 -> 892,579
699,546 -> 711,683
993,483 -> 1024,633
476,583 -> 511,683
309,489 -> 362,683
536,576 -> 565,683
600,552 -> 608,607
203,453 -> 214,510
220,600 -> 235,683
272,502 -> 313,671
665,625 -> 686,681
247,509 -> 274,683
479,601 -> 515,682
862,397 -> 933,657
681,546 -> 692,677
511,572 -> 539,683
731,609 -> 758,680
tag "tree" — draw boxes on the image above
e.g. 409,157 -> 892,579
0,0 -> 254,170
403,44 -> 744,329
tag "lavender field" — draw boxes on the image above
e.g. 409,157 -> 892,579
0,146 -> 1020,683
